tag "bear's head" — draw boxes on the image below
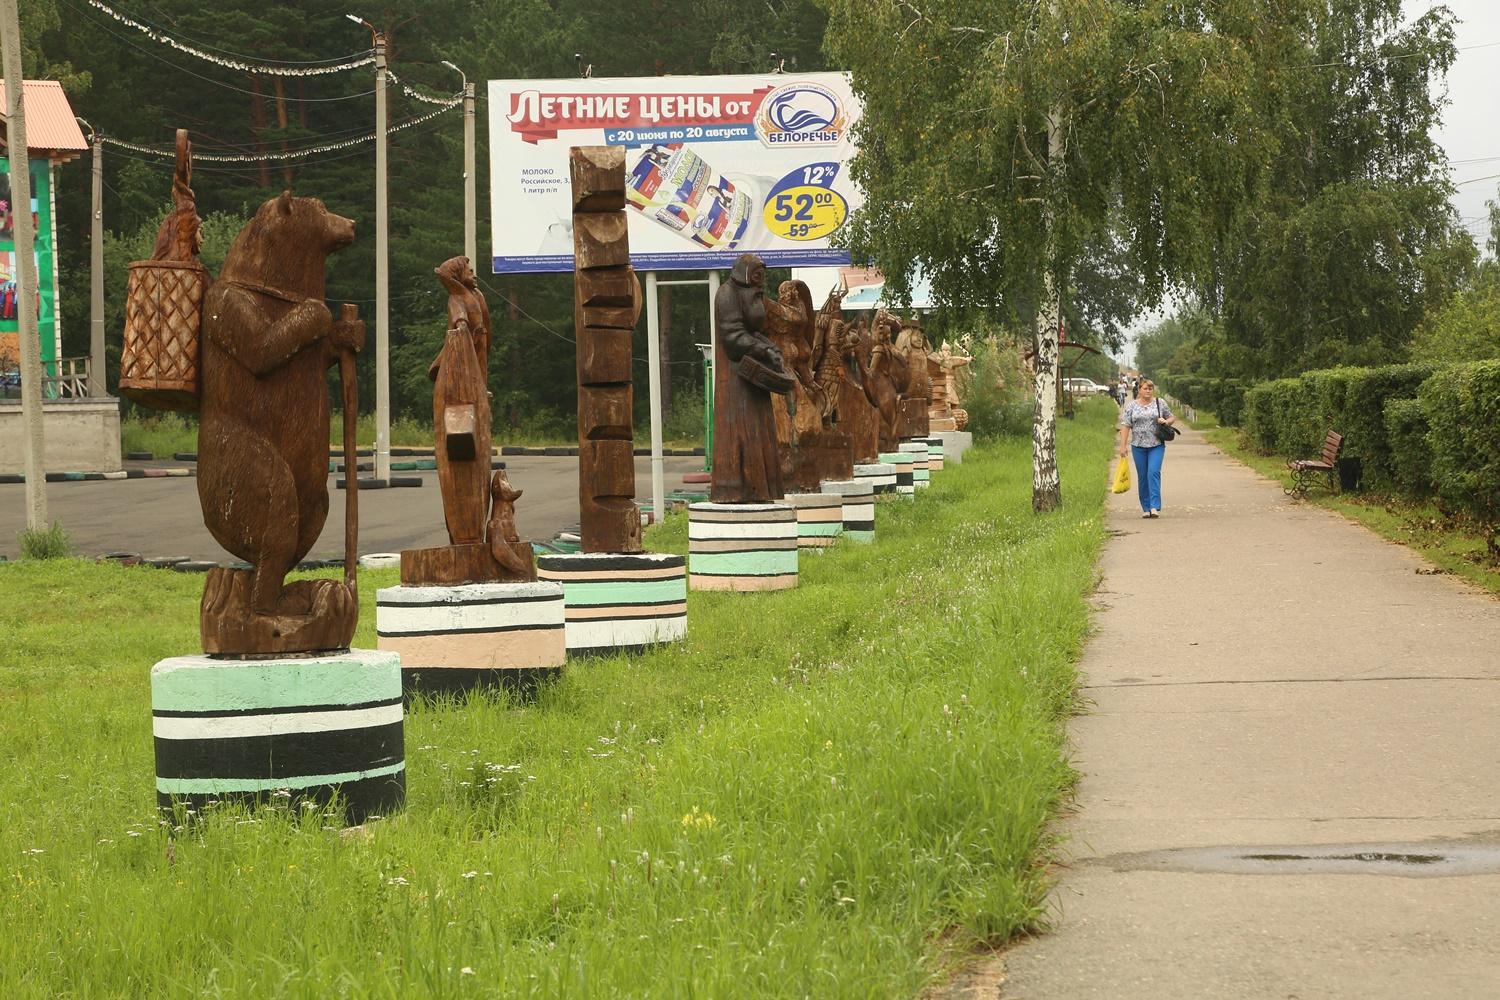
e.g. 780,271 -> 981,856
219,191 -> 356,303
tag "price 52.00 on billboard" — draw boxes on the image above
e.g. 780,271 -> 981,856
487,73 -> 863,273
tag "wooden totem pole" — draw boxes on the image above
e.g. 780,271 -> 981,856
570,146 -> 644,553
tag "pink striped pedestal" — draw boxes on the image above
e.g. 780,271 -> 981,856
783,492 -> 844,553
819,478 -> 875,543
688,502 -> 798,591
376,582 -> 565,699
536,552 -> 688,658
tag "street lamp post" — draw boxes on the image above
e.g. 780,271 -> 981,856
441,60 -> 476,272
79,117 -> 106,397
348,13 -> 390,484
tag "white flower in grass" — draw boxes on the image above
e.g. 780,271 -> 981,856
461,871 -> 478,879
460,967 -> 475,976
387,876 -> 409,886
126,831 -> 143,838
22,848 -> 43,856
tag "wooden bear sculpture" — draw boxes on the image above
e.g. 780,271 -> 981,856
196,191 -> 364,655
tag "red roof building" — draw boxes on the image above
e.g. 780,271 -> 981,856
0,80 -> 88,164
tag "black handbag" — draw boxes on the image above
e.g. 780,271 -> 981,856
1156,400 -> 1178,442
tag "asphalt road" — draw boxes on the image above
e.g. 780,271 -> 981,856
0,455 -> 703,561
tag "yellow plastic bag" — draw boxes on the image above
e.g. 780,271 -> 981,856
1112,455 -> 1131,494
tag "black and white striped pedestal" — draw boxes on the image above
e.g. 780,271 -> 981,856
688,502 -> 798,591
150,649 -> 405,824
899,440 -> 931,489
923,436 -> 945,472
820,478 -> 875,543
376,582 -> 565,698
783,492 -> 844,553
854,462 -> 897,497
879,452 -> 916,498
536,553 -> 688,657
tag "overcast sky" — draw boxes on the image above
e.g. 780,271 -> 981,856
1412,0 -> 1500,245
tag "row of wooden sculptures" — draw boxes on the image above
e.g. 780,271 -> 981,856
712,252 -> 971,505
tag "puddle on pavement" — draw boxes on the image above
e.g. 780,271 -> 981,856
1097,843 -> 1500,878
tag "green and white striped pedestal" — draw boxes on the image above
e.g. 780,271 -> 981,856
899,440 -> 931,489
536,553 -> 688,657
783,492 -> 844,553
376,581 -> 565,698
934,430 -> 972,465
854,462 -> 896,497
820,478 -> 875,543
150,649 -> 404,825
688,502 -> 798,591
923,436 -> 945,472
879,453 -> 916,498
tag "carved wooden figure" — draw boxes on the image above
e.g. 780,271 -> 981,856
929,343 -> 973,432
837,314 -> 881,463
863,312 -> 903,452
197,191 -> 364,655
711,253 -> 794,503
570,146 -> 644,553
763,280 -> 853,490
894,315 -> 933,438
431,256 -> 492,545
401,255 -> 536,587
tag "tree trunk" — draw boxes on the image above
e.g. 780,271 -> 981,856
250,74 -> 269,188
1032,102 -> 1064,514
659,285 -> 673,412
273,77 -> 293,186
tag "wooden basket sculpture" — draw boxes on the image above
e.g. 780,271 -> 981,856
120,259 -> 209,411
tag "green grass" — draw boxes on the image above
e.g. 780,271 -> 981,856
16,522 -> 72,561
1,400 -> 1116,997
1202,423 -> 1500,597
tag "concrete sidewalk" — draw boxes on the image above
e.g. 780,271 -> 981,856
996,428 -> 1500,999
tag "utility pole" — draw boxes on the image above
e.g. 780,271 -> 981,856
442,61 -> 476,270
348,13 -> 389,483
83,120 -> 106,396
1,0 -> 50,527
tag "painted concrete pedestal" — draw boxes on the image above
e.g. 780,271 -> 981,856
820,478 -> 875,543
376,582 -> 565,698
923,436 -> 945,472
783,492 -> 844,553
150,649 -> 405,824
536,552 -> 688,657
899,440 -> 931,489
854,462 -> 896,497
879,453 -> 916,498
934,430 -> 972,465
688,502 -> 798,591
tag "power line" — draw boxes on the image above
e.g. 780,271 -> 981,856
1307,38 -> 1500,70
99,100 -> 460,163
84,0 -> 376,76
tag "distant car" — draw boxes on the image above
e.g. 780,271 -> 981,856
1063,377 -> 1111,396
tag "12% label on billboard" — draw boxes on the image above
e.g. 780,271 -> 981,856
762,163 -> 848,242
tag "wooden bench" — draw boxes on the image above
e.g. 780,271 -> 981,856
1285,430 -> 1344,498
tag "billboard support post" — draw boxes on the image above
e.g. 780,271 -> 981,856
644,270 -> 664,522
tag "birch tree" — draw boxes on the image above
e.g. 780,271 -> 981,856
825,0 -> 1310,511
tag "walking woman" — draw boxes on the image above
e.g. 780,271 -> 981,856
1117,379 -> 1178,518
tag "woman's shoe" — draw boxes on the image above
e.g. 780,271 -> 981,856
1150,510 -> 1161,518
1141,512 -> 1153,519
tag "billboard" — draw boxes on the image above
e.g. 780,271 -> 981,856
0,158 -> 57,378
488,73 -> 863,273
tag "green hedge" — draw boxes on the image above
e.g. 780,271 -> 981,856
1241,364 -> 1435,485
1158,376 -> 1251,427
1382,397 -> 1431,496
1420,360 -> 1500,551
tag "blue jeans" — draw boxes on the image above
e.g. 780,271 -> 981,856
1131,444 -> 1164,512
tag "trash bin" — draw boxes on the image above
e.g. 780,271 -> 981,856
1337,456 -> 1362,492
